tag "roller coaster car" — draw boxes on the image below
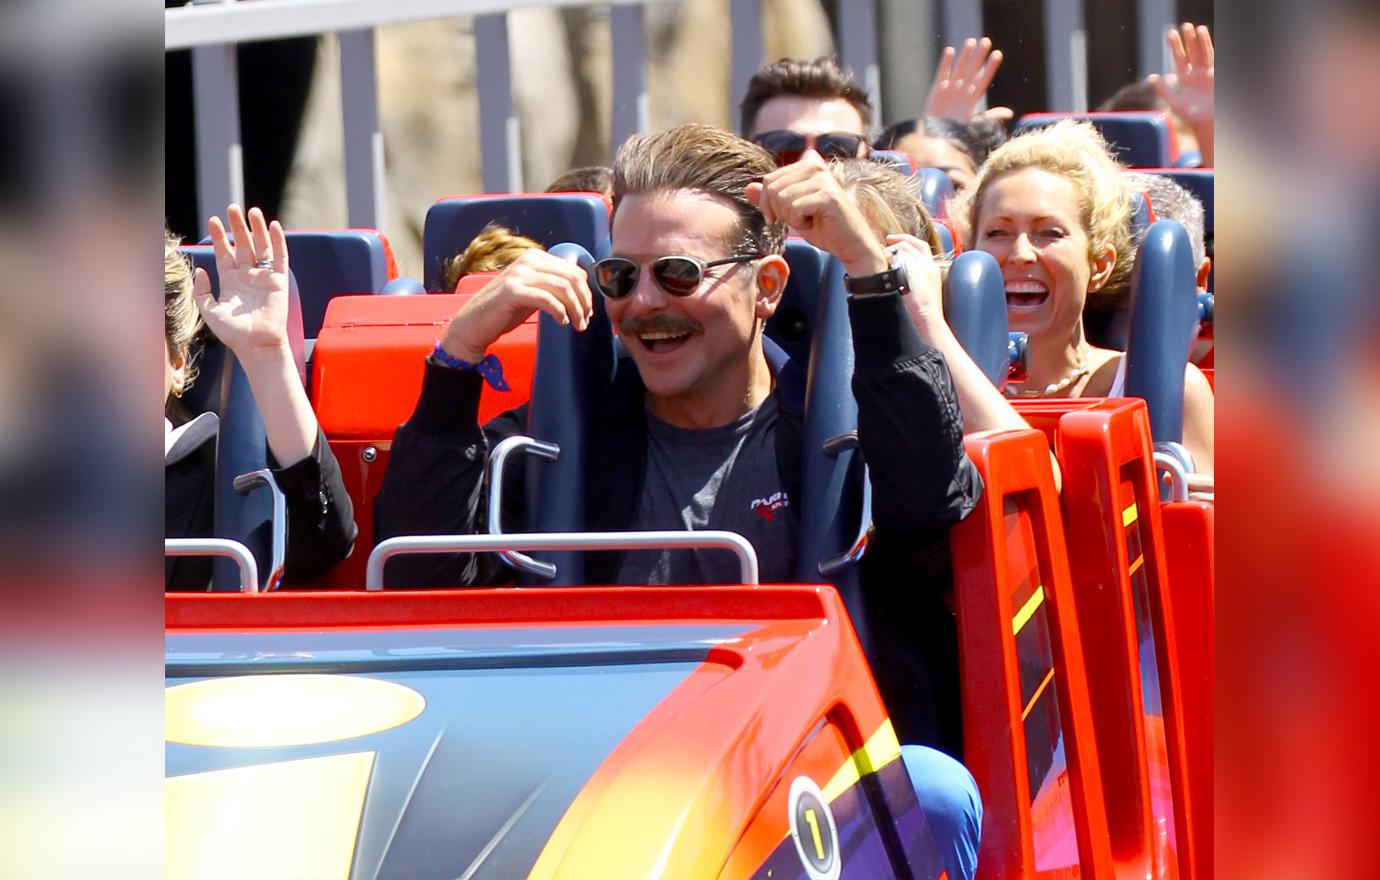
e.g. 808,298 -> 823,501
166,583 -> 953,880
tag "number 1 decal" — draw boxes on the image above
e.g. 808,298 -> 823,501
788,776 -> 839,880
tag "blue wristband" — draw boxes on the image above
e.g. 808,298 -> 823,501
431,342 -> 511,391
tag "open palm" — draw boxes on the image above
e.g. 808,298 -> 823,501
1149,23 -> 1214,128
193,205 -> 292,357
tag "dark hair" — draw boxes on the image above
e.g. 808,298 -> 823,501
873,115 -> 1007,170
546,165 -> 614,199
739,57 -> 872,136
612,123 -> 786,256
1099,80 -> 1168,112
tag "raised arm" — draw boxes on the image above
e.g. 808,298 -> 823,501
924,37 -> 1012,124
1148,23 -> 1215,165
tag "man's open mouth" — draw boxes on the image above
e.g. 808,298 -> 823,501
637,331 -> 692,354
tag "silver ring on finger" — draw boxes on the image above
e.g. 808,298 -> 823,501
254,257 -> 274,269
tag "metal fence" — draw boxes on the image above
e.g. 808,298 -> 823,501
165,0 -> 1178,235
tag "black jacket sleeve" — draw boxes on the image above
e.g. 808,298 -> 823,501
270,425 -> 358,582
847,292 -> 983,531
373,360 -> 527,587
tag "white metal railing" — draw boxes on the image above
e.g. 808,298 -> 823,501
166,0 -> 1174,237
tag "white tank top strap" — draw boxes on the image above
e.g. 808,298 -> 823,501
1107,356 -> 1127,397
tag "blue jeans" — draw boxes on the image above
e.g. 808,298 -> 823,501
901,745 -> 983,880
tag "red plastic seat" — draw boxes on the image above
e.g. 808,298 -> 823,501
302,293 -> 538,588
950,428 -> 1115,880
1015,397 -> 1202,880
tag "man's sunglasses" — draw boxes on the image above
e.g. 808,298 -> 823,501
591,254 -> 761,300
750,130 -> 869,166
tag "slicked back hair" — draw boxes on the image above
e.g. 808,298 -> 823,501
612,123 -> 786,256
739,56 -> 872,136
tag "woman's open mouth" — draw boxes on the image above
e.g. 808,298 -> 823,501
1005,280 -> 1049,312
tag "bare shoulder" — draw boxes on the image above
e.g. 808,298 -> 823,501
1079,348 -> 1125,397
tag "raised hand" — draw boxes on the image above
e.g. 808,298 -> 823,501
1148,23 -> 1214,162
193,204 -> 292,358
885,233 -> 944,324
747,150 -> 887,278
440,249 -> 593,364
924,37 -> 1008,123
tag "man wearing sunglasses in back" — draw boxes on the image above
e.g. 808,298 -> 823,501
741,56 -> 873,166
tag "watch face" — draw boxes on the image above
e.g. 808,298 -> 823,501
889,250 -> 916,291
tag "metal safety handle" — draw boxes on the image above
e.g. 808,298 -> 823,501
818,431 -> 872,576
233,467 -> 287,591
1153,451 -> 1190,503
486,435 -> 561,578
165,538 -> 260,594
366,530 -> 760,590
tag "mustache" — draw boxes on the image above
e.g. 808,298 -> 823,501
618,314 -> 703,337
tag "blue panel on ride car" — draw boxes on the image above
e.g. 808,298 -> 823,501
423,193 -> 611,291
1015,111 -> 1173,168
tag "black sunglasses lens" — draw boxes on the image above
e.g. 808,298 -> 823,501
651,257 -> 704,296
816,133 -> 865,159
593,258 -> 638,299
754,130 -> 807,167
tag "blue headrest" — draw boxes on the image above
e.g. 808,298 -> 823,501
916,167 -> 956,219
379,276 -> 426,296
1124,220 -> 1199,445
933,222 -> 956,259
281,230 -> 389,338
793,250 -> 865,600
766,239 -> 832,367
943,250 -> 1014,388
423,194 -> 611,291
198,230 -> 389,338
870,150 -> 915,175
522,242 -> 615,585
1014,111 -> 1173,168
1150,168 -> 1213,242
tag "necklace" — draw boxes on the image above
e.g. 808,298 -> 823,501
1004,353 -> 1091,398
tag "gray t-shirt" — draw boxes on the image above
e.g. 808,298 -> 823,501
615,395 -> 797,585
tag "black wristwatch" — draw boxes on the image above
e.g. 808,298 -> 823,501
844,263 -> 908,297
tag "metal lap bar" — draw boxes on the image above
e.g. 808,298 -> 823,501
165,538 -> 260,594
819,430 -> 872,575
486,436 -> 561,578
232,468 -> 287,591
366,530 -> 761,590
1153,450 -> 1190,503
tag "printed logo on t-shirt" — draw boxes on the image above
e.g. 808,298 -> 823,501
750,490 -> 790,521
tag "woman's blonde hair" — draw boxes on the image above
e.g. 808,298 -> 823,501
951,119 -> 1135,298
829,159 -> 944,254
442,223 -> 542,291
164,229 -> 202,398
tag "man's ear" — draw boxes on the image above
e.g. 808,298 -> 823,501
754,254 -> 789,319
1087,244 -> 1117,293
1196,256 -> 1212,292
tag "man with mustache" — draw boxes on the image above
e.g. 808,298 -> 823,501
376,124 -> 984,880
377,123 -> 977,595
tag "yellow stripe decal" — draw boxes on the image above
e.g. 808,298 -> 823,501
1128,554 -> 1144,576
166,751 -> 374,880
1123,502 -> 1139,527
1011,585 -> 1046,636
822,719 -> 901,803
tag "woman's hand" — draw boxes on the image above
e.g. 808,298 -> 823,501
885,233 -> 945,331
924,37 -> 1010,123
193,204 -> 292,362
1148,23 -> 1214,163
